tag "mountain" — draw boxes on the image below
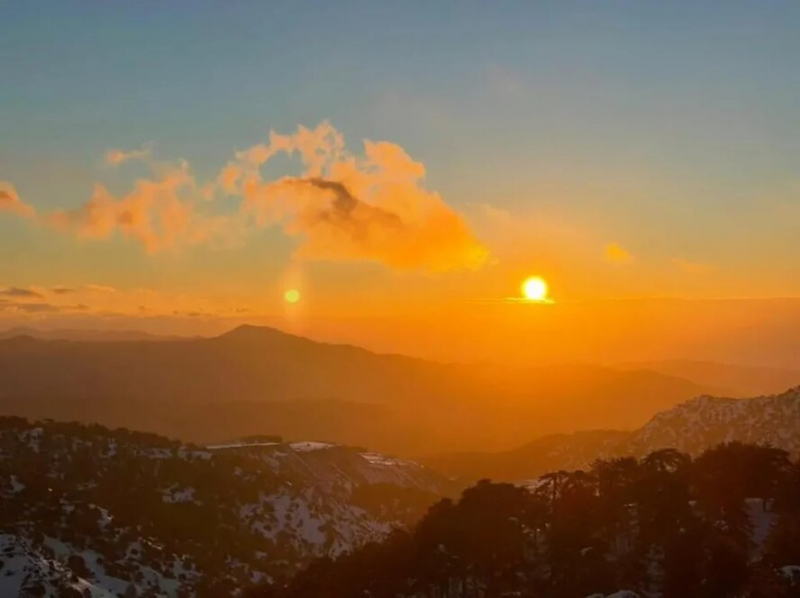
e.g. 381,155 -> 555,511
627,386 -> 800,455
425,386 -> 800,482
0,325 -> 711,454
253,443 -> 800,598
0,417 -> 451,596
422,430 -> 633,484
0,326 -> 185,342
616,359 -> 800,397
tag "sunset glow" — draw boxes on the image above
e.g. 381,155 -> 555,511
0,4 -> 797,365
2,5 -> 800,596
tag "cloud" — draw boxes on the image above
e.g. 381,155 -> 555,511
51,287 -> 75,295
604,242 -> 634,264
0,298 -> 63,313
6,123 -> 486,271
105,144 -> 152,166
229,123 -> 488,271
0,287 -> 45,299
0,182 -> 36,218
13,302 -> 62,313
672,258 -> 713,274
49,161 -> 230,254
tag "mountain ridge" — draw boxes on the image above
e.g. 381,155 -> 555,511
0,325 -> 712,454
425,386 -> 800,482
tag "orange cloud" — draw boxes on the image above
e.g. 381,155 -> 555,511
604,242 -> 633,264
229,123 -> 488,271
5,123 -> 486,271
49,161 -> 227,253
0,181 -> 36,218
105,144 -> 152,166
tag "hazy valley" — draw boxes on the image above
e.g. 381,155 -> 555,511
2,325 -> 791,456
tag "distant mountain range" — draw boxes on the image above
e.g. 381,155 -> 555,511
0,324 -> 722,454
0,418 -> 450,596
424,386 -> 800,482
0,326 -> 186,342
615,359 -> 800,397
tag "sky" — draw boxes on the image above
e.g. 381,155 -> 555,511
1,2 -> 799,362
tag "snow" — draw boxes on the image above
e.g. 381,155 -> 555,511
0,534 -> 117,598
782,565 -> 800,581
207,441 -> 280,450
630,387 -> 800,456
289,441 -> 337,452
0,418 -> 449,596
9,474 -> 24,493
163,486 -> 197,504
360,452 -> 418,468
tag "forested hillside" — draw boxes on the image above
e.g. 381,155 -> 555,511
252,443 -> 800,598
0,418 -> 450,596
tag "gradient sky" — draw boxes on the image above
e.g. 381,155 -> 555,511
2,1 -> 799,356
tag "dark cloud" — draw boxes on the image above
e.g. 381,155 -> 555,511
51,287 -> 76,295
0,287 -> 44,299
14,303 -> 61,313
303,177 -> 404,239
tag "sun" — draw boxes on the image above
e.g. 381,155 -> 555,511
522,276 -> 549,302
284,289 -> 301,304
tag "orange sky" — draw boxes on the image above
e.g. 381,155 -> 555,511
3,4 -> 800,367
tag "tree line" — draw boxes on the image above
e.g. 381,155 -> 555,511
248,442 -> 800,597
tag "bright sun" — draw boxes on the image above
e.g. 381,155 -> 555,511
522,276 -> 549,301
284,289 -> 301,304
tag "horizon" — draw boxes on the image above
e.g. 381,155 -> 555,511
1,295 -> 799,369
2,2 -> 799,370
2,310 -> 800,374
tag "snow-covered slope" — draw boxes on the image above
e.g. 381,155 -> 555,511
628,386 -> 800,455
429,386 -> 800,482
0,418 -> 451,596
0,534 -> 119,597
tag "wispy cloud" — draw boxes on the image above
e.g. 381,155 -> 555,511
604,242 -> 634,264
13,302 -> 62,313
0,287 -> 44,299
48,160 -> 230,254
0,182 -> 36,218
105,143 -> 153,166
50,287 -> 75,295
